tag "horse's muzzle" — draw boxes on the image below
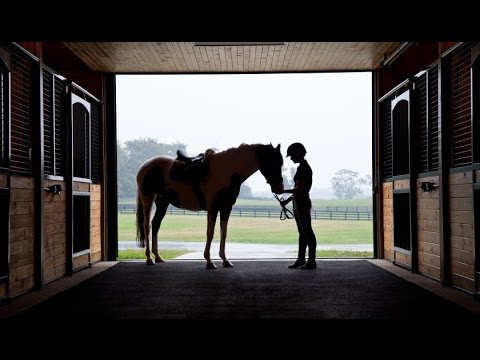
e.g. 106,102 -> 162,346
271,182 -> 284,195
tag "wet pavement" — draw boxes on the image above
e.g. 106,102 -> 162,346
118,241 -> 373,259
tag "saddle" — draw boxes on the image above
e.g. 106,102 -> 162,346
170,150 -> 209,183
169,149 -> 210,210
176,149 -> 204,163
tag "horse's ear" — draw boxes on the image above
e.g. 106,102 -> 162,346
276,143 -> 281,150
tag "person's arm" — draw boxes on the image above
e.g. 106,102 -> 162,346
280,179 -> 307,206
283,179 -> 306,196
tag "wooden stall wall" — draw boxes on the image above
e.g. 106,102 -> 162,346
448,172 -> 475,292
383,182 -> 393,260
0,283 -> 5,299
43,179 -> 66,283
0,174 -> 7,298
90,184 -> 102,263
9,176 -> 35,296
416,176 -> 441,280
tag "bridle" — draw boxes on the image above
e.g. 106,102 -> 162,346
273,193 -> 294,220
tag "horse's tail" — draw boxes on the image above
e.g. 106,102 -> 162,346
136,188 -> 145,248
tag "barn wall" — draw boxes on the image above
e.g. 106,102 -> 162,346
0,42 -> 106,301
0,172 -> 7,300
448,172 -> 475,293
416,176 -> 441,280
383,182 -> 393,260
9,176 -> 35,297
377,41 -> 479,295
90,184 -> 102,263
43,179 -> 66,283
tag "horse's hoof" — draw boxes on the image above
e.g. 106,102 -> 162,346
155,257 -> 165,263
223,260 -> 234,267
206,262 -> 217,269
146,258 -> 155,265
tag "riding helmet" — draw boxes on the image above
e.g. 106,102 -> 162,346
286,142 -> 307,157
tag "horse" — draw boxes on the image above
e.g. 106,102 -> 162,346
135,143 -> 284,268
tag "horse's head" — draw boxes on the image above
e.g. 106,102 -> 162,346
256,143 -> 284,194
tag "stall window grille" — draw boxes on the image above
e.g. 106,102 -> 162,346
0,61 -> 8,169
428,65 -> 439,171
54,78 -> 65,176
90,102 -> 101,183
10,47 -> 33,174
380,96 -> 393,179
414,65 -> 440,173
43,69 -> 54,175
393,192 -> 411,251
43,70 -> 66,177
416,73 -> 428,173
473,44 -> 480,164
448,43 -> 472,168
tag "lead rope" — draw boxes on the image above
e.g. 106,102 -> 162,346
273,193 -> 294,220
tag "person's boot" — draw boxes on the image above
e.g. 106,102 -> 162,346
300,259 -> 316,269
288,259 -> 306,269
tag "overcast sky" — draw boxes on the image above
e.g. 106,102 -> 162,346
116,72 -> 372,196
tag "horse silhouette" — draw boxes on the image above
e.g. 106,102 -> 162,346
135,143 -> 284,268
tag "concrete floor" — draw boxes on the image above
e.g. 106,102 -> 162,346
1,259 -> 479,319
119,240 -> 374,259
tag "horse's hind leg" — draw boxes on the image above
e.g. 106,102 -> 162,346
204,210 -> 218,269
141,194 -> 156,265
219,207 -> 233,267
152,197 -> 169,263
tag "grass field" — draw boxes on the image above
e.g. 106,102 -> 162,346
118,213 -> 373,245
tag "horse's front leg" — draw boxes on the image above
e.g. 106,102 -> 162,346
204,210 -> 218,269
219,208 -> 233,267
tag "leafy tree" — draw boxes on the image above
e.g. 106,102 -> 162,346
117,138 -> 186,200
239,184 -> 253,198
360,174 -> 372,187
117,141 -> 135,200
330,169 -> 364,199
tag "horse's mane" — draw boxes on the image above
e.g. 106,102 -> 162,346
208,143 -> 262,159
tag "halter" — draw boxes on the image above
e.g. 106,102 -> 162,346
273,193 -> 294,220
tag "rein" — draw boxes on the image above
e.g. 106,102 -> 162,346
273,193 -> 294,220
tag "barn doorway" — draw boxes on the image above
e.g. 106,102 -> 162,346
115,73 -> 374,261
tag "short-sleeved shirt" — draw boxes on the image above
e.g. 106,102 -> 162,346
293,160 -> 313,199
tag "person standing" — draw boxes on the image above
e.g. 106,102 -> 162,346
280,142 -> 317,269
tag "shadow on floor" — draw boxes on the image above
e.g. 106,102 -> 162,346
10,260 -> 479,320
